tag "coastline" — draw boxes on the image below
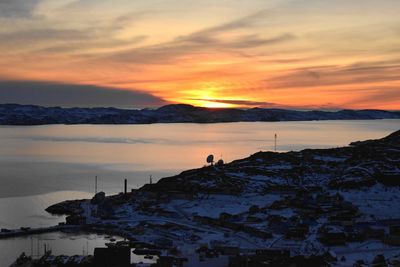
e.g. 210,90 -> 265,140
1,104 -> 399,126
7,129 -> 400,266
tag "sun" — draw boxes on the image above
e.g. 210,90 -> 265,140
165,82 -> 241,108
181,85 -> 237,108
200,99 -> 234,108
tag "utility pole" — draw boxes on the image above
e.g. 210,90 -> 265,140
30,236 -> 33,257
95,176 -> 98,195
274,133 -> 277,152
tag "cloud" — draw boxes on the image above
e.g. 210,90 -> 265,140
190,9 -> 269,36
344,86 -> 400,108
0,28 -> 90,46
35,34 -> 147,54
0,0 -> 40,18
0,6 -> 150,55
187,98 -> 347,110
0,81 -> 167,108
0,22 -> 148,56
109,33 -> 294,64
265,60 -> 400,89
106,11 -> 295,64
187,98 -> 273,107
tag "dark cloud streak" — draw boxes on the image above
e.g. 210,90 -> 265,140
0,0 -> 40,18
106,11 -> 295,64
188,98 -> 280,108
265,60 -> 400,89
0,81 -> 167,108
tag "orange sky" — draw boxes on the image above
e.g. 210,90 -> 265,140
0,0 -> 399,109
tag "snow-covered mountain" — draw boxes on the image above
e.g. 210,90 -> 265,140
0,103 -> 399,125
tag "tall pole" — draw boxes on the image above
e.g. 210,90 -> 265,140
274,133 -> 277,152
30,236 -> 33,257
95,176 -> 97,195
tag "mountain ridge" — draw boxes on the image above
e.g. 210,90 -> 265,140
0,103 -> 399,125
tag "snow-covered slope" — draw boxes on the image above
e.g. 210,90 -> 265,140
43,130 -> 400,266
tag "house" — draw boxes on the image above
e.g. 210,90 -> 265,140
153,237 -> 174,248
153,256 -> 187,267
319,232 -> 346,245
94,247 -> 131,267
364,227 -> 385,240
345,229 -> 366,242
384,235 -> 400,246
329,210 -> 358,226
255,249 -> 290,258
166,190 -> 195,200
285,224 -> 309,240
214,245 -> 240,255
228,250 -> 291,267
371,254 -> 388,267
318,226 -> 347,245
246,215 -> 262,223
242,226 -> 273,239
220,221 -> 243,231
384,225 -> 400,246
376,171 -> 400,186
390,225 -> 400,236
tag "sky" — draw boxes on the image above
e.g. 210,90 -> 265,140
0,0 -> 399,109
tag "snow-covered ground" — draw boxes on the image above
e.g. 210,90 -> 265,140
41,129 -> 400,266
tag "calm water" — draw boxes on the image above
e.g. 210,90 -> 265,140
0,120 -> 399,265
1,120 -> 399,198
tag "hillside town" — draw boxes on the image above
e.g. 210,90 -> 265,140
6,130 -> 400,267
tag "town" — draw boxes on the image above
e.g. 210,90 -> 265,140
5,130 -> 400,267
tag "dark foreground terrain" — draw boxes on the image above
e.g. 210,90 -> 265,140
8,130 -> 400,266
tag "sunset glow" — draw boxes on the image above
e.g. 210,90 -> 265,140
0,0 -> 399,109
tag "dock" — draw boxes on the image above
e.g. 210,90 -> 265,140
0,225 -> 78,239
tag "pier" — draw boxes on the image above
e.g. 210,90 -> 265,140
0,225 -> 78,239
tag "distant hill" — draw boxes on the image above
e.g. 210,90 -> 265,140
0,103 -> 399,125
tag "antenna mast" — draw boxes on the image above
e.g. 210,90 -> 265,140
95,176 -> 97,194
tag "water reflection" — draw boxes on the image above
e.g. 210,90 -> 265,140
0,120 -> 398,198
0,232 -> 127,266
0,191 -> 92,229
